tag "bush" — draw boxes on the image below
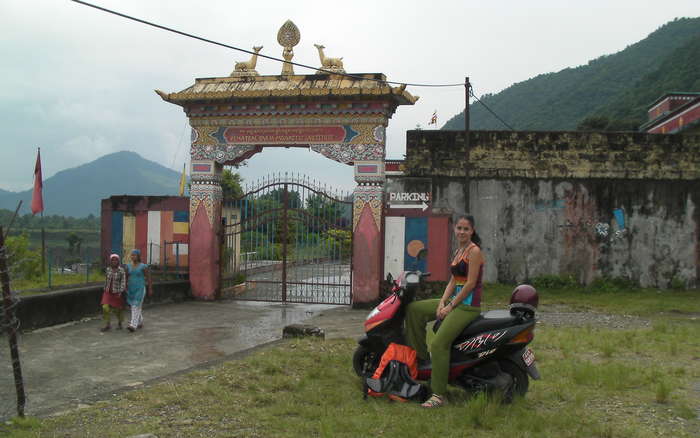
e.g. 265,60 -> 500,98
256,244 -> 282,261
232,272 -> 246,285
324,229 -> 351,259
5,233 -> 42,279
530,274 -> 580,289
669,276 -> 686,290
588,276 -> 638,293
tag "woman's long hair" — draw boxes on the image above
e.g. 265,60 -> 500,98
456,214 -> 482,247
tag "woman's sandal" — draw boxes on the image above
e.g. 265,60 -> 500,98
421,394 -> 445,408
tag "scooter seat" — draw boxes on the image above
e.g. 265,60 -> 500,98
460,310 -> 519,337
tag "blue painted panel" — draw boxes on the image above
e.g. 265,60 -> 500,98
173,210 -> 189,223
404,217 -> 428,272
613,208 -> 625,230
111,211 -> 124,257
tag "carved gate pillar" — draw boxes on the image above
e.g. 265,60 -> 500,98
352,162 -> 385,305
188,159 -> 223,300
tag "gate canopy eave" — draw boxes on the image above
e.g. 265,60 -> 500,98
155,72 -> 419,108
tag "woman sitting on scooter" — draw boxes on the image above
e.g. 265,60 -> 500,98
405,214 -> 484,408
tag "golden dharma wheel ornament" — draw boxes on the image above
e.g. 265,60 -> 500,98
277,20 -> 300,47
278,20 -> 300,75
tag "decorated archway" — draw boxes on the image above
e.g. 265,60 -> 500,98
156,21 -> 417,303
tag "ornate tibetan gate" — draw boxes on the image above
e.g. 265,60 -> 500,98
220,174 -> 352,304
157,20 -> 417,303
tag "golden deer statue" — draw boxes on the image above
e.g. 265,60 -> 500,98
314,44 -> 345,73
231,46 -> 263,76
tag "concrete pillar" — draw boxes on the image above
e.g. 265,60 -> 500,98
189,160 -> 223,300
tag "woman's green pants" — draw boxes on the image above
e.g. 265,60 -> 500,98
405,299 -> 480,395
102,304 -> 123,325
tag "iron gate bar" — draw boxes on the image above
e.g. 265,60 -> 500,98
282,183 -> 287,302
248,280 -> 349,287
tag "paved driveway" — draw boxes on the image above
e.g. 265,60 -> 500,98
0,299 -> 339,419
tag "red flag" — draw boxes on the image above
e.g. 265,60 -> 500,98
428,110 -> 438,125
31,148 -> 44,215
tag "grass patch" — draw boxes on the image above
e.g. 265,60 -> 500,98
12,271 -> 104,293
480,282 -> 700,317
3,319 -> 699,437
2,287 -> 698,437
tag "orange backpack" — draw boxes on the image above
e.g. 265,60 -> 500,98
364,343 -> 425,402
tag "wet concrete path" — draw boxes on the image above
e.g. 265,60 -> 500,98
0,299 -> 345,420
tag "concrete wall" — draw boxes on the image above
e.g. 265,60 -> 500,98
399,130 -> 700,288
16,280 -> 191,331
406,130 -> 700,180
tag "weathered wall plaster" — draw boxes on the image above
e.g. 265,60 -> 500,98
401,130 -> 700,288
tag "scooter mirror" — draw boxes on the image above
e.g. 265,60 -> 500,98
386,273 -> 393,283
416,248 -> 428,260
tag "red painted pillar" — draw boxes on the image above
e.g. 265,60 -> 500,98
188,160 -> 222,300
351,183 -> 384,305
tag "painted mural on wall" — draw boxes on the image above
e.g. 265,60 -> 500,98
383,215 -> 451,282
101,196 -> 189,268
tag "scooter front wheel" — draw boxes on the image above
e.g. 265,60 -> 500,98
353,346 -> 380,377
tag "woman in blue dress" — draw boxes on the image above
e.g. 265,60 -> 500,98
126,249 -> 152,332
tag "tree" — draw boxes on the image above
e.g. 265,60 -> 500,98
66,232 -> 83,254
306,194 -> 347,231
577,116 -> 610,131
221,169 -> 244,199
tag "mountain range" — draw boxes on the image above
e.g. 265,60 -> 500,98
0,151 -> 182,217
443,17 -> 700,131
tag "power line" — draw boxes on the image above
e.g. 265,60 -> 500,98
69,0 -> 466,88
70,1 -> 517,130
469,87 -> 515,131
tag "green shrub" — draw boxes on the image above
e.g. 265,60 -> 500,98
588,276 -> 637,292
5,233 -> 42,279
232,272 -> 246,285
531,274 -> 579,289
669,276 -> 686,290
256,244 -> 282,261
655,380 -> 671,403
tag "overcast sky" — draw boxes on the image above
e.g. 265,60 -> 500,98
2,0 -> 699,193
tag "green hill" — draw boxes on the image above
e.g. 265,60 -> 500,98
442,17 -> 700,131
585,33 -> 700,129
0,151 -> 182,217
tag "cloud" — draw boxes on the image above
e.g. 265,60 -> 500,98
1,0 -> 699,192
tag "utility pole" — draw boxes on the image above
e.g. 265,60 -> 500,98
0,226 -> 27,417
464,76 -> 471,213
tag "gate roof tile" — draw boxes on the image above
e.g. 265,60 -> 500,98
156,73 -> 418,106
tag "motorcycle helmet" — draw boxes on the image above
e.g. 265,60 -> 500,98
509,284 -> 538,316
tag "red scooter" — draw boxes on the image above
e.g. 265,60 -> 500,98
353,271 -> 540,402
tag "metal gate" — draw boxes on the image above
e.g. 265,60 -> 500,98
220,173 -> 353,304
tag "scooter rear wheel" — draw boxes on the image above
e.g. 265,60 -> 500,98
353,346 -> 379,377
499,360 -> 529,403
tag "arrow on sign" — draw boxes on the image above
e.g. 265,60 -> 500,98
389,202 -> 429,211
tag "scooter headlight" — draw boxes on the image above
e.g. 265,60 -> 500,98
405,273 -> 420,284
